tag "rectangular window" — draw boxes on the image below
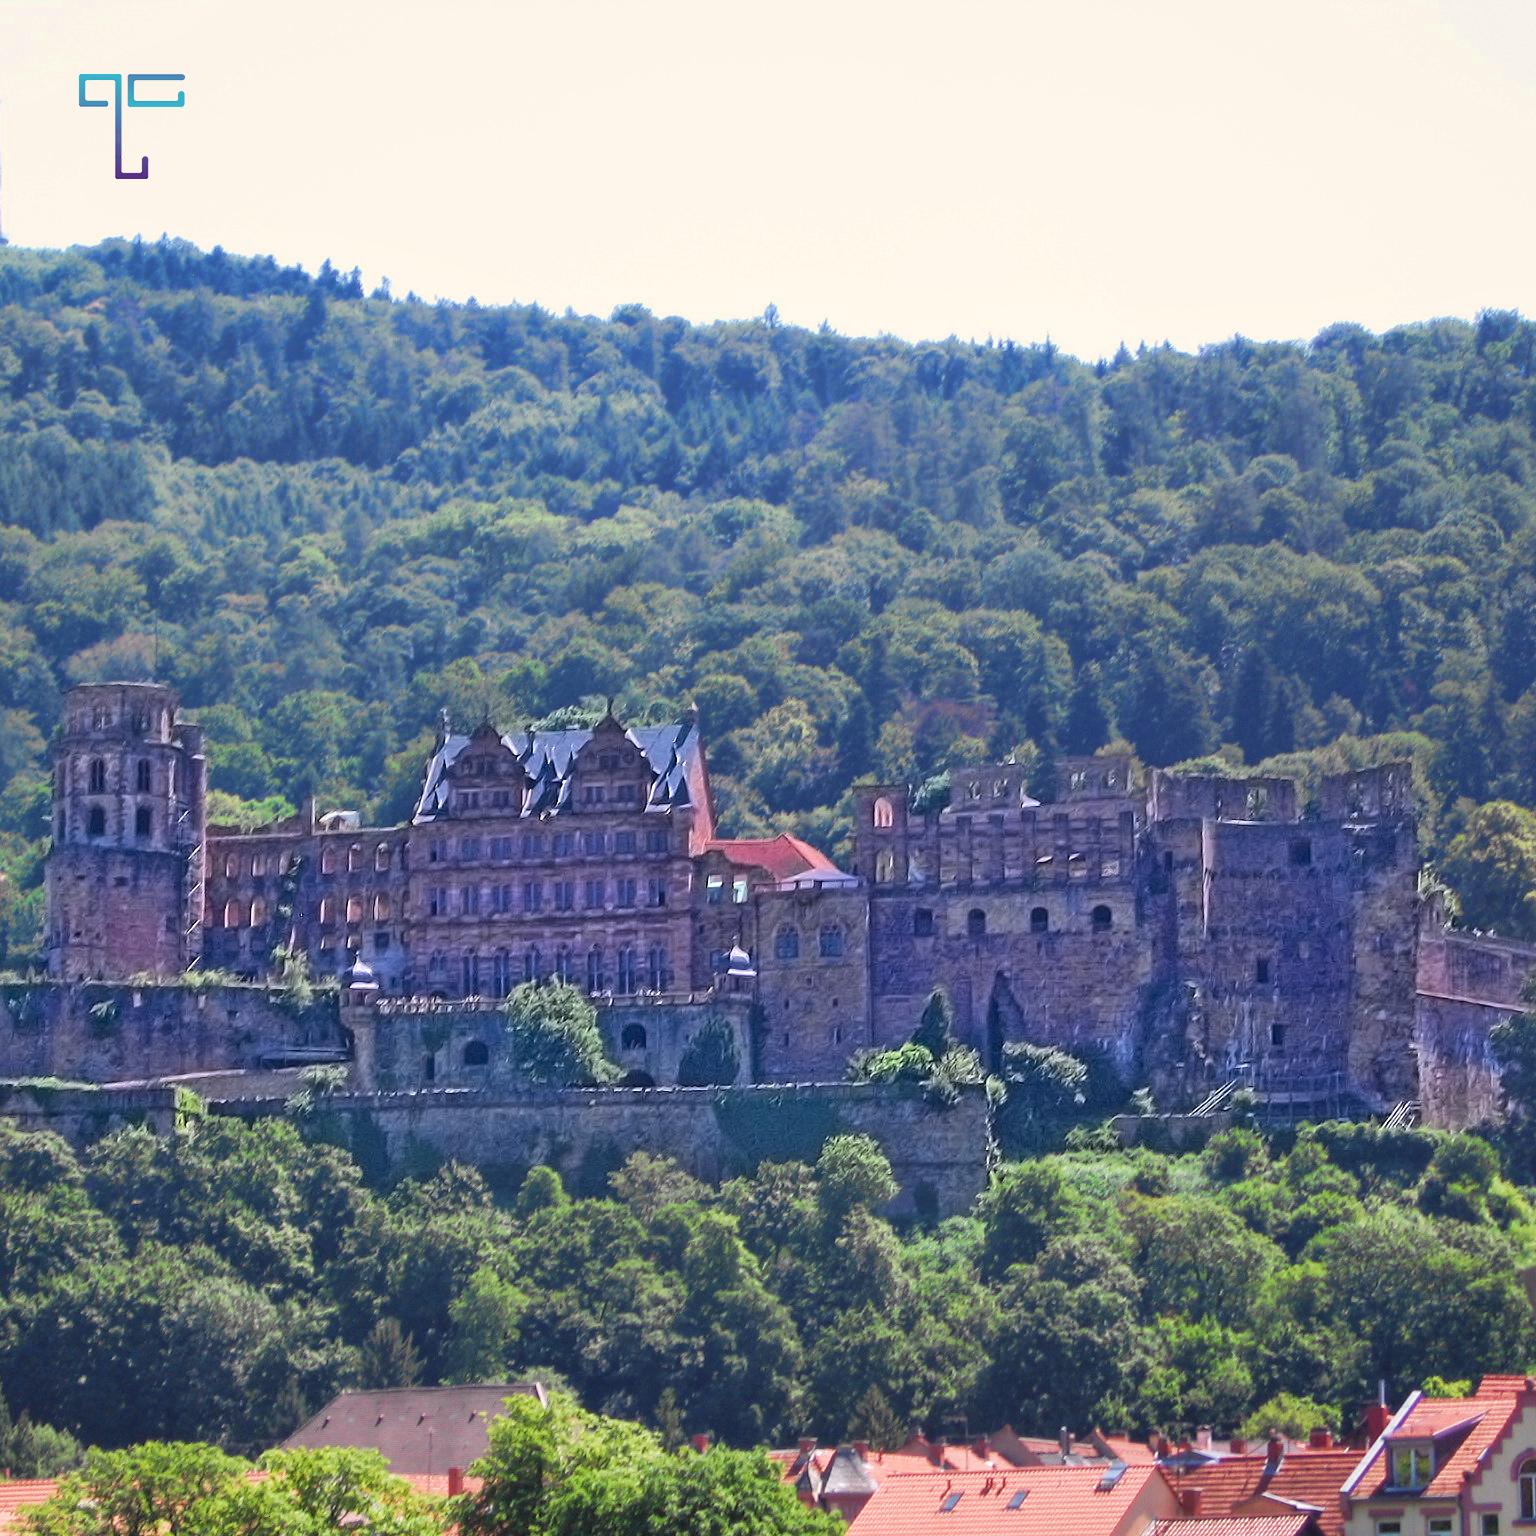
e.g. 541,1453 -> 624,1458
523,882 -> 543,914
615,831 -> 636,855
706,875 -> 724,904
553,832 -> 575,858
616,878 -> 637,908
584,785 -> 606,804
1390,1446 -> 1432,1490
461,836 -> 481,860
1376,1523 -> 1401,1536
584,832 -> 605,856
554,881 -> 575,912
1256,957 -> 1271,985
1428,1520 -> 1453,1536
941,1494 -> 962,1513
646,829 -> 667,854
492,884 -> 513,915
1008,1490 -> 1029,1510
522,833 -> 546,857
1483,1517 -> 1500,1536
616,784 -> 636,803
429,838 -> 446,863
429,886 -> 449,917
490,836 -> 513,860
462,884 -> 481,915
732,877 -> 748,904
584,879 -> 604,908
647,877 -> 666,908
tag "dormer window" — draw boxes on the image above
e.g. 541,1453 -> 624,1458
1388,1443 -> 1432,1490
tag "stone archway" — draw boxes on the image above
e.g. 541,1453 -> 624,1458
986,971 -> 1028,1072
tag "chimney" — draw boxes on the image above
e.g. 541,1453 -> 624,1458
854,1442 -> 870,1461
1310,1428 -> 1333,1449
447,1467 -> 464,1497
1059,1426 -> 1071,1456
1266,1435 -> 1284,1470
1229,1437 -> 1247,1455
1196,1426 -> 1213,1453
1181,1489 -> 1204,1517
692,1434 -> 710,1454
1363,1403 -> 1391,1441
799,1437 -> 816,1455
1149,1431 -> 1162,1458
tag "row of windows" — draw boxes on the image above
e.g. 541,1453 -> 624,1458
909,905 -> 1114,937
454,782 -> 649,812
64,806 -> 155,839
79,758 -> 157,795
772,926 -> 846,960
219,897 -> 276,928
425,877 -> 667,917
425,943 -> 672,995
427,829 -> 669,862
874,849 -> 1123,882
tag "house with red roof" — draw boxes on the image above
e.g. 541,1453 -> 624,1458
1159,1433 -> 1362,1536
773,1440 -> 1182,1535
1341,1376 -> 1536,1536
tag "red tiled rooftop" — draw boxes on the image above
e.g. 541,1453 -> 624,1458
1151,1517 -> 1315,1536
1164,1449 -> 1360,1536
0,1480 -> 59,1530
837,1463 -> 1169,1536
706,835 -> 841,881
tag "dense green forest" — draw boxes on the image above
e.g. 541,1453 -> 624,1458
0,1108 -> 1529,1459
2,237 -> 1536,950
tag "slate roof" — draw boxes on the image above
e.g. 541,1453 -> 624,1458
281,1383 -> 546,1474
1162,1448 -> 1360,1536
1345,1377 -> 1536,1503
413,720 -> 702,823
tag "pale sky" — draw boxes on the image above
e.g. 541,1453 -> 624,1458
4,0 -> 1535,359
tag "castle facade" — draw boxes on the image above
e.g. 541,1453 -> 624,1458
42,681 -> 1525,1114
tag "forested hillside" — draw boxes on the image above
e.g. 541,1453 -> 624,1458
2,236 -> 1536,951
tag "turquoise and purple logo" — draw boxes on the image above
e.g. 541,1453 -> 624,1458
77,73 -> 186,180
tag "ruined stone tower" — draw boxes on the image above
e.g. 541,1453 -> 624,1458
45,682 -> 207,980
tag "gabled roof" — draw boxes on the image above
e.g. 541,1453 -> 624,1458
836,1462 -> 1169,1536
281,1383 -> 546,1474
414,720 -> 700,823
1164,1449 -> 1360,1536
0,1480 -> 59,1530
1346,1378 -> 1536,1503
706,834 -> 852,886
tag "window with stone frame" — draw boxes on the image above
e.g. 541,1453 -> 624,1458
819,926 -> 844,958
774,926 -> 800,960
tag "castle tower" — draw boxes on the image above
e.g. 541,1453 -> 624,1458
45,682 -> 207,980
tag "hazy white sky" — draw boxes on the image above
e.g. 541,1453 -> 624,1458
4,0 -> 1535,359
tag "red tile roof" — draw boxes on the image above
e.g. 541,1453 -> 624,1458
0,1480 -> 59,1530
1163,1449 -> 1360,1536
1151,1517 -> 1315,1536
706,835 -> 842,881
837,1463 -> 1172,1536
1347,1379 -> 1536,1503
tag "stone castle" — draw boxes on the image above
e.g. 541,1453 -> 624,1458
39,680 -> 1536,1122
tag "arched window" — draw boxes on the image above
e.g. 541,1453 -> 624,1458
319,896 -> 336,927
617,944 -> 636,994
967,908 -> 986,939
872,795 -> 894,829
524,946 -> 542,984
250,897 -> 267,926
348,843 -> 363,873
621,1023 -> 647,1051
874,850 -> 895,883
224,899 -> 244,929
345,895 -> 363,924
463,1040 -> 489,1068
774,926 -> 800,961
251,853 -> 267,877
87,806 -> 106,837
374,893 -> 391,922
375,844 -> 391,873
135,760 -> 151,793
1092,904 -> 1113,933
586,946 -> 605,994
819,926 -> 844,958
555,945 -> 573,983
1520,1459 -> 1536,1521
463,952 -> 480,995
224,852 -> 239,879
320,846 -> 337,875
493,949 -> 512,997
1031,907 -> 1049,934
647,944 -> 668,990
88,759 -> 106,794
